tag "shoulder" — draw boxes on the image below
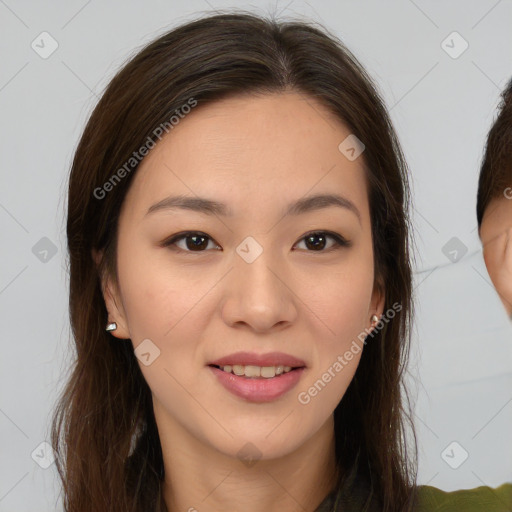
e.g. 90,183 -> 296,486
414,482 -> 512,511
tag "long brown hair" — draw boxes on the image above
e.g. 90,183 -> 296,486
51,10 -> 418,511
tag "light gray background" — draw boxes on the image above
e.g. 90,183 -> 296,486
1,0 -> 512,510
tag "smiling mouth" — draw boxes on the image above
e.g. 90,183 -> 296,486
208,364 -> 303,379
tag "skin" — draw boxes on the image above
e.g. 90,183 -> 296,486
94,91 -> 385,512
480,192 -> 512,317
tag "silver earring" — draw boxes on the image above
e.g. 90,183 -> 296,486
370,314 -> 379,325
106,322 -> 117,332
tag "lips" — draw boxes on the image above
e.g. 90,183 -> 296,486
208,351 -> 306,368
208,365 -> 306,402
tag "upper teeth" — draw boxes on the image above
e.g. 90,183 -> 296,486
221,364 -> 293,378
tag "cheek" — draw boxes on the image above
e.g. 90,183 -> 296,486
483,242 -> 500,281
292,251 -> 374,402
116,239 -> 209,340
304,272 -> 366,357
296,251 -> 374,340
323,269 -> 372,327
116,249 -> 214,421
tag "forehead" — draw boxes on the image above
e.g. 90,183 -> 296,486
120,92 -> 370,225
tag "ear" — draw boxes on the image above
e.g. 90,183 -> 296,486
369,276 -> 386,323
92,248 -> 131,339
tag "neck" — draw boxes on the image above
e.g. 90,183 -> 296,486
157,409 -> 339,512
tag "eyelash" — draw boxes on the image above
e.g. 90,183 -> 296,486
161,230 -> 351,255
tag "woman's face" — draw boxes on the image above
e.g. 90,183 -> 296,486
100,92 -> 384,460
480,191 -> 512,315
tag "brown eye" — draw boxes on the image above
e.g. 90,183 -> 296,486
163,232 -> 220,253
294,231 -> 350,252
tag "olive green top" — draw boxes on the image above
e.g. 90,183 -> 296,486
413,483 -> 512,512
314,481 -> 512,511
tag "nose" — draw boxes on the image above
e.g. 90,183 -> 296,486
220,250 -> 298,333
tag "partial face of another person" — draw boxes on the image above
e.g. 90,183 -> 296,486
100,92 -> 384,460
480,191 -> 512,316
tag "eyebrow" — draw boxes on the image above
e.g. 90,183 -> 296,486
145,193 -> 361,225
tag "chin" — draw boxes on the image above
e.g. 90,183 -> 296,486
209,428 -> 307,463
